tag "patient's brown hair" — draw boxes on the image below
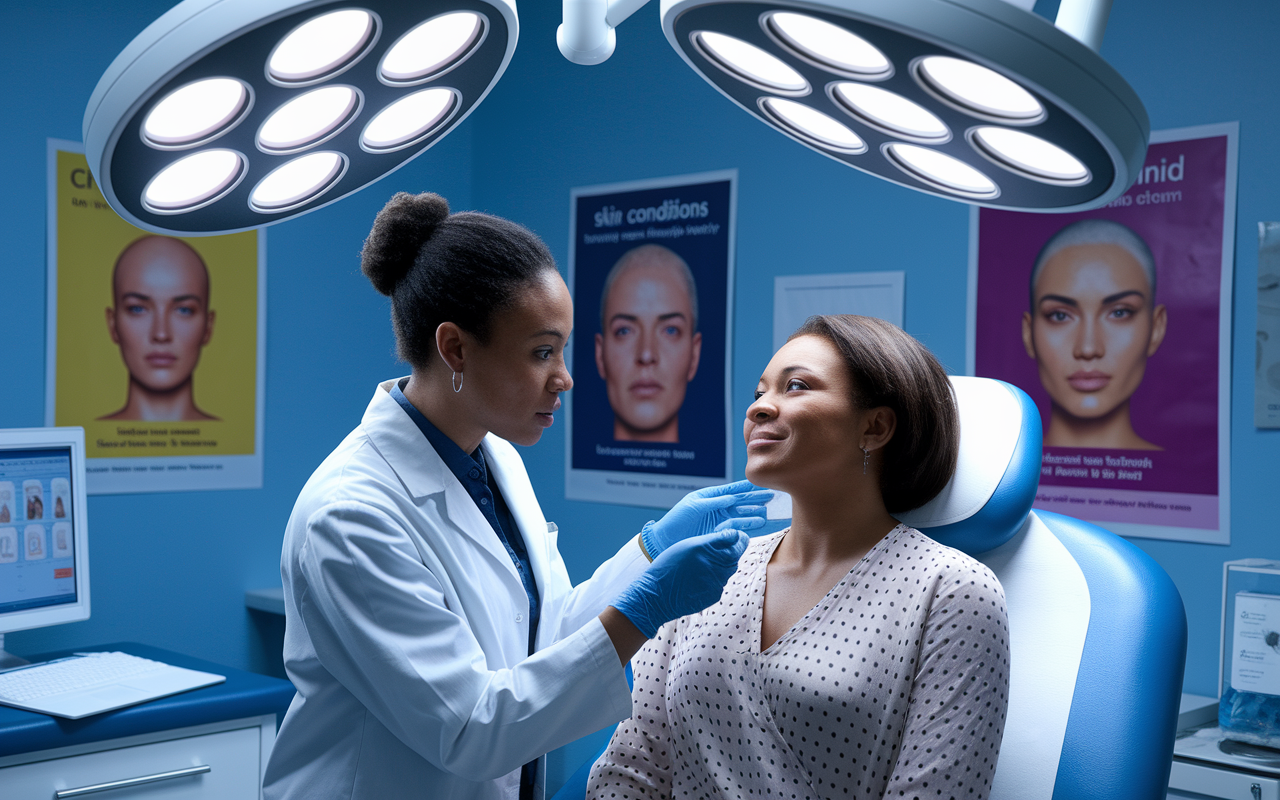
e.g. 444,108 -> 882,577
790,315 -> 959,513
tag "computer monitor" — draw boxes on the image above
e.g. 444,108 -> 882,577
0,427 -> 89,667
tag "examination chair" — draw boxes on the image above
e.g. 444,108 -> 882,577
553,376 -> 1187,800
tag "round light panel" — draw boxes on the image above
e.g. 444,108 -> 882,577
143,78 -> 251,149
693,30 -> 809,95
257,85 -> 361,153
831,82 -> 948,142
765,11 -> 890,79
84,0 -> 518,234
143,149 -> 246,213
661,0 -> 1148,211
362,88 -> 458,152
267,9 -> 379,85
381,11 -> 487,84
250,151 -> 347,211
761,97 -> 865,153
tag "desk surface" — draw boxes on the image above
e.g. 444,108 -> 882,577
0,643 -> 295,757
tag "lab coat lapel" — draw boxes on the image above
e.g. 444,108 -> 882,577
440,477 -> 520,579
481,436 -> 552,598
362,380 -> 516,573
361,380 -> 449,500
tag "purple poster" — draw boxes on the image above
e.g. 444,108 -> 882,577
565,171 -> 735,508
969,124 -> 1236,544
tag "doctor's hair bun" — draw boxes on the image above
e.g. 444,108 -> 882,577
361,192 -> 451,296
361,191 -> 557,369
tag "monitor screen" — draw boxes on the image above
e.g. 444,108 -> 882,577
0,428 -> 89,635
0,447 -> 77,614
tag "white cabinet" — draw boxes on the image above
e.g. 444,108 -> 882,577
0,714 -> 275,799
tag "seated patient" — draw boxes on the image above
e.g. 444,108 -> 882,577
588,315 -> 1010,800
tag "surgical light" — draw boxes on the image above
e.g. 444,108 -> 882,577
694,31 -> 809,94
380,12 -> 486,83
915,56 -> 1044,122
560,0 -> 1149,212
267,10 -> 378,84
831,83 -> 949,143
886,143 -> 998,198
970,126 -> 1091,185
142,78 -> 250,148
761,98 -> 866,154
144,150 -> 246,213
257,86 -> 362,154
765,12 -> 889,78
362,88 -> 459,151
84,0 -> 517,235
250,152 -> 348,212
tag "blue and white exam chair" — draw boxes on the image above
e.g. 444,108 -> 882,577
555,376 -> 1187,800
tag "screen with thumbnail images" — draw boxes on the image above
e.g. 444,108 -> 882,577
0,447 -> 76,614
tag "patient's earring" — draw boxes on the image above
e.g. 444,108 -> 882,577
452,371 -> 464,393
862,446 -> 870,475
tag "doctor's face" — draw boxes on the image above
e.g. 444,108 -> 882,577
595,260 -> 702,440
467,269 -> 574,447
107,237 -> 214,393
1022,243 -> 1167,421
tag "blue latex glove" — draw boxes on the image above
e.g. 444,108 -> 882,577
613,526 -> 749,638
641,480 -> 772,559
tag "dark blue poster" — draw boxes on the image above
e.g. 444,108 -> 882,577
565,171 -> 735,508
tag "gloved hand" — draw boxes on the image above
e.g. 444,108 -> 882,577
641,480 -> 772,559
612,525 -> 749,638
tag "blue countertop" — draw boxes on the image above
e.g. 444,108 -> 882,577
0,642 -> 295,757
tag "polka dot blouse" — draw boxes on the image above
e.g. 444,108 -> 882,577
588,524 -> 1009,800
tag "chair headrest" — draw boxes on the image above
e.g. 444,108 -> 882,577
896,376 -> 1042,554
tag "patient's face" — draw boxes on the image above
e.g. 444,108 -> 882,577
744,335 -> 863,493
1025,243 -> 1161,421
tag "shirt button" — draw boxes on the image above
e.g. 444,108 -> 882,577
515,613 -> 524,623
480,497 -> 489,505
469,468 -> 480,480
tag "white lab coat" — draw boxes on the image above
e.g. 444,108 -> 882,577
263,380 -> 648,800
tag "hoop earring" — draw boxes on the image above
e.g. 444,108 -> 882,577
452,371 -> 464,393
862,446 -> 870,475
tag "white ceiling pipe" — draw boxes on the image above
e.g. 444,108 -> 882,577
606,0 -> 652,26
559,0 -> 653,64
1055,0 -> 1114,50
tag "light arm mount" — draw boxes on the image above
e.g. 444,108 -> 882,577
558,0 -> 652,64
1055,0 -> 1114,50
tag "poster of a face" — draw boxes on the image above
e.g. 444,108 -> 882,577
969,124 -> 1236,543
45,140 -> 265,494
566,171 -> 735,508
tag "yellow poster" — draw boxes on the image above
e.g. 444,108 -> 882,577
46,141 -> 265,493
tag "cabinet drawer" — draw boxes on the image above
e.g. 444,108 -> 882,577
1169,759 -> 1280,800
0,725 -> 260,799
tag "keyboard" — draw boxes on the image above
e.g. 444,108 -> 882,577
0,651 -> 225,719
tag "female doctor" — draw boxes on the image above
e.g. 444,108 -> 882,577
262,192 -> 770,800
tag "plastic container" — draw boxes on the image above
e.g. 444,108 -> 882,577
1220,559 -> 1280,748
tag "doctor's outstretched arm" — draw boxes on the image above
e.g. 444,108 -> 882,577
537,480 -> 772,645
296,501 -> 748,780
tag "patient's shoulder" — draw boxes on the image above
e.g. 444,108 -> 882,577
740,528 -> 786,564
892,525 -> 1005,600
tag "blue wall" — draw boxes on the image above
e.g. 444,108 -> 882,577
3,0 -> 1278,792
